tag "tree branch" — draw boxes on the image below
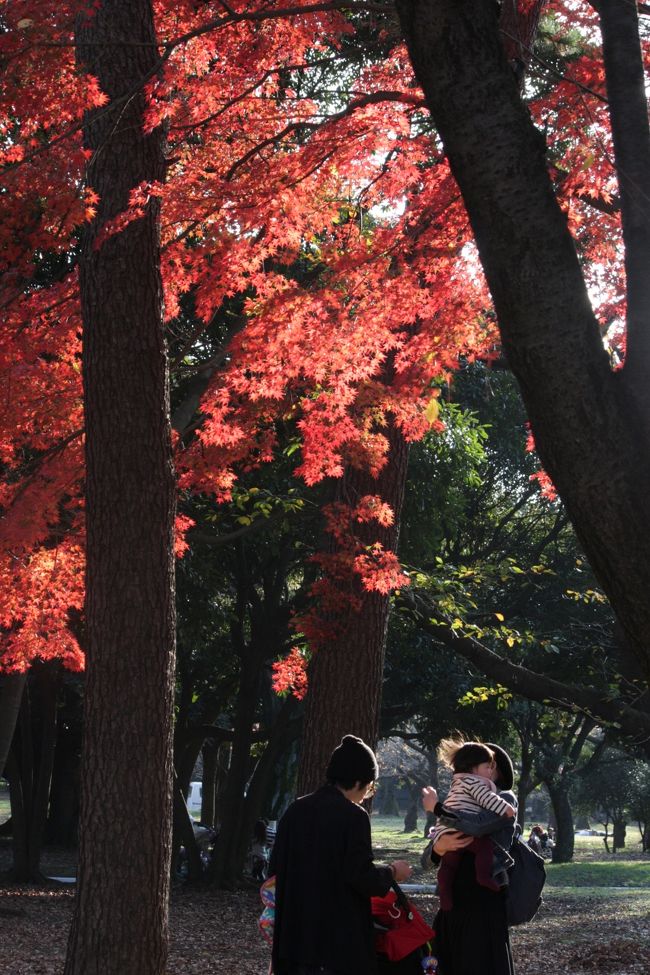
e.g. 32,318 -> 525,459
223,90 -> 425,182
189,510 -> 286,548
170,316 -> 247,437
3,2 -> 392,179
399,590 -> 650,752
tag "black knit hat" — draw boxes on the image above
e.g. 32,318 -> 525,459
487,742 -> 514,791
326,735 -> 378,785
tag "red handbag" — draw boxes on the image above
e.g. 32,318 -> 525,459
371,885 -> 435,962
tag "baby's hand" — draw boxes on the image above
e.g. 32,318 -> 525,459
504,805 -> 516,818
422,786 -> 438,813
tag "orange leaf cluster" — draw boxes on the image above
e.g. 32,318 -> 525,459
271,646 -> 309,700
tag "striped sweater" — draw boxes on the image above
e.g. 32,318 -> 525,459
431,772 -> 513,844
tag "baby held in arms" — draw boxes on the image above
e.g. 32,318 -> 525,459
429,739 -> 515,910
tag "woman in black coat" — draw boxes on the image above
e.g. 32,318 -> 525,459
423,743 -> 517,975
270,735 -> 412,975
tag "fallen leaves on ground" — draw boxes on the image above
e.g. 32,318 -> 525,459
1,880 -> 649,974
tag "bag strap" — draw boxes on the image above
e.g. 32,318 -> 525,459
390,880 -> 414,920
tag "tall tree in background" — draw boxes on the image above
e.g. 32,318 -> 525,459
395,0 -> 650,681
297,422 -> 409,793
295,1 -> 550,792
64,2 -> 176,973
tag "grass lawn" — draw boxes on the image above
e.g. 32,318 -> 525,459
546,860 -> 650,887
370,814 -> 649,866
371,814 -> 435,862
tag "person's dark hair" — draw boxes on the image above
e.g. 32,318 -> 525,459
486,742 -> 515,791
325,735 -> 378,787
438,737 -> 494,773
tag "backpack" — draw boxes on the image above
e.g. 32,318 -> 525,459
505,833 -> 546,926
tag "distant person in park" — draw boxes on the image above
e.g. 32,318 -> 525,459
422,740 -> 518,975
269,734 -> 412,975
527,824 -> 543,855
251,819 -> 270,881
531,824 -> 553,856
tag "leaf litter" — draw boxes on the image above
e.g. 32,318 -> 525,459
0,880 -> 648,974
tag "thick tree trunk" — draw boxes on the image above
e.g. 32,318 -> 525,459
546,780 -> 574,863
612,817 -> 626,852
65,3 -> 175,973
297,422 -> 409,794
395,0 -> 650,681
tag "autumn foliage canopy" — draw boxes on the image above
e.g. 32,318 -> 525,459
0,1 -> 631,678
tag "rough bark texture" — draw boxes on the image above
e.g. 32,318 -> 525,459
395,0 -> 650,680
65,3 -> 176,973
297,422 -> 409,795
